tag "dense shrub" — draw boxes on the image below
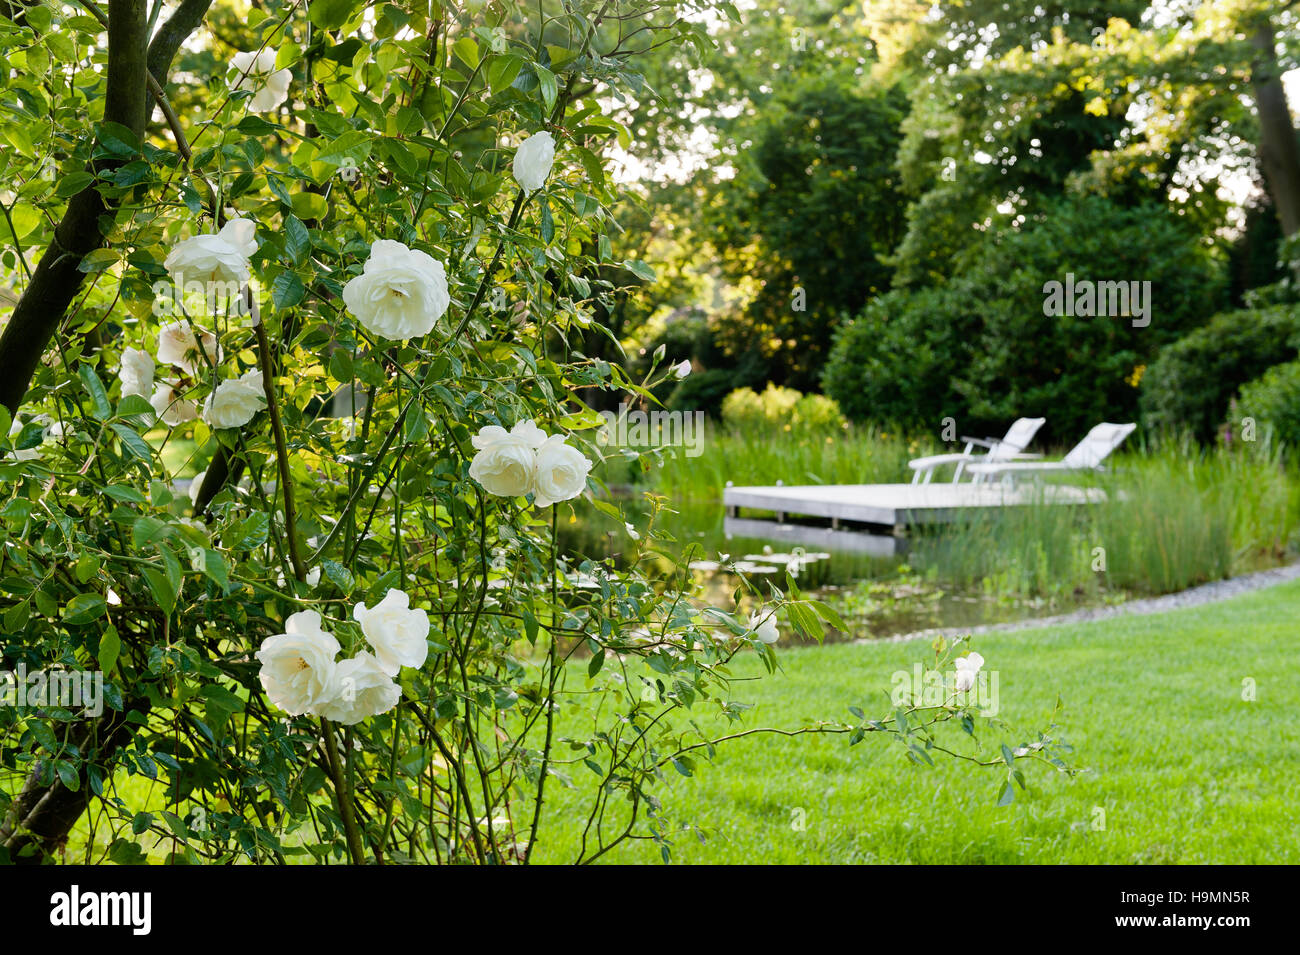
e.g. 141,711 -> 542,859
821,283 -> 981,432
1139,306 -> 1300,442
824,195 -> 1226,444
720,384 -> 846,432
1237,358 -> 1300,451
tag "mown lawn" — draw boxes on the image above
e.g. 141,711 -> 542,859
533,580 -> 1300,864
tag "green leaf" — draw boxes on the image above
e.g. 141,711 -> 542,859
488,54 -> 523,95
97,120 -> 140,156
102,484 -> 147,505
291,192 -> 328,221
110,422 -> 153,461
115,393 -> 155,420
534,65 -> 558,111
272,271 -> 306,309
226,512 -> 269,551
78,364 -> 112,418
131,516 -> 169,550
624,259 -> 656,282
453,37 -> 480,69
321,560 -> 353,593
587,648 -> 605,678
55,171 -> 95,197
201,549 -> 230,593
56,761 -> 81,792
403,404 -> 428,442
996,780 -> 1016,807
540,200 -> 554,243
284,215 -> 310,266
142,566 -> 176,614
98,627 -> 121,674
307,0 -> 362,30
77,248 -> 119,274
62,593 -> 107,625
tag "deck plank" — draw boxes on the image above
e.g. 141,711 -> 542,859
722,482 -> 1107,528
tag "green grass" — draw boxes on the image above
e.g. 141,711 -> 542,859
599,422 -> 934,496
531,579 -> 1300,863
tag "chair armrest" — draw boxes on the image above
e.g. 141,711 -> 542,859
960,436 -> 998,449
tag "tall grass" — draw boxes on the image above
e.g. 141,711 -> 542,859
911,442 -> 1297,598
596,422 -> 937,497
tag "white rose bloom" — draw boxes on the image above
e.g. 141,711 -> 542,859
229,49 -> 292,113
353,588 -> 430,676
317,652 -> 401,725
468,419 -> 547,498
748,607 -> 780,645
202,369 -> 266,429
341,239 -> 450,340
672,359 -> 692,379
256,610 -> 341,717
954,651 -> 985,693
531,434 -> 592,507
118,347 -> 155,398
156,321 -> 222,375
163,218 -> 258,287
512,130 -> 556,192
149,380 -> 199,426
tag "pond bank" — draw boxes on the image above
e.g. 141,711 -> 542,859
865,560 -> 1300,646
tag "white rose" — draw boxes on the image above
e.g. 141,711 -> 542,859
118,347 -> 155,398
468,419 -> 547,498
513,130 -> 556,192
149,380 -> 198,427
229,49 -> 292,113
672,359 -> 692,379
256,610 -> 341,717
317,652 -> 402,725
341,239 -> 450,340
531,434 -> 592,507
748,607 -> 780,645
156,321 -> 222,375
202,369 -> 265,429
954,651 -> 985,693
352,588 -> 430,676
163,218 -> 258,287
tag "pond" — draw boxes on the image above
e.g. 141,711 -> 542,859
558,495 -> 1131,643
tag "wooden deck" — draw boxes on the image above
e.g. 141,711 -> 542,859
723,482 -> 1107,533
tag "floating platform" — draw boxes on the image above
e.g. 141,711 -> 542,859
723,482 -> 1107,534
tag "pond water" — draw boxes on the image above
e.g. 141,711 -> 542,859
558,496 -> 1125,642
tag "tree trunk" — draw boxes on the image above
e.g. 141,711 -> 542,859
0,0 -> 211,864
0,0 -> 150,413
1251,24 -> 1300,237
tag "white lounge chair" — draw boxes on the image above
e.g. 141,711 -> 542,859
965,422 -> 1136,485
908,417 -> 1046,485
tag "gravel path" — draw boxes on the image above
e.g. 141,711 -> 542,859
864,562 -> 1300,645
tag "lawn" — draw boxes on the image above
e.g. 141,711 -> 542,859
532,579 -> 1300,864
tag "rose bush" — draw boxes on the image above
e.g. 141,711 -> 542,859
0,0 -> 1069,865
